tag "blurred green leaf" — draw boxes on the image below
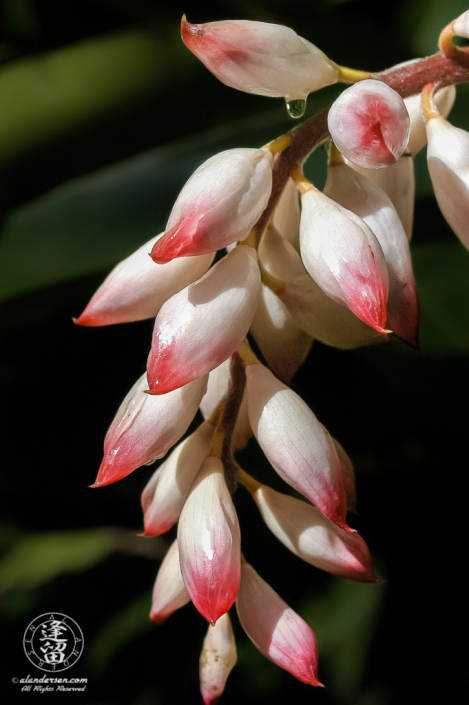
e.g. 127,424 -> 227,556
407,0 -> 468,56
302,579 -> 386,703
86,591 -> 153,673
0,28 -> 192,163
0,86 -> 341,301
0,528 -> 113,592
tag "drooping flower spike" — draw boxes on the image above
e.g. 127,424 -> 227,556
236,561 -> 322,686
150,148 -> 273,263
200,614 -> 237,705
293,166 -> 390,334
328,79 -> 410,169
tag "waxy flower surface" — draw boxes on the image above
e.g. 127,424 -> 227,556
181,18 -> 340,102
178,457 -> 241,624
151,148 -> 273,263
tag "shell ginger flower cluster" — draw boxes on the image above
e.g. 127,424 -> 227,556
76,12 -> 469,704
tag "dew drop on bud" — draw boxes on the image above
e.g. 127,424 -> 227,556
286,98 -> 306,118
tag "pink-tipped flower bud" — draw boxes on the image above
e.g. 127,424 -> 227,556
141,421 -> 216,536
250,483 -> 377,582
178,457 -> 241,624
147,244 -> 261,395
328,79 -> 410,169
150,540 -> 191,624
245,363 -> 349,529
345,155 -> 415,240
453,10 -> 469,38
151,148 -> 273,263
426,116 -> 469,251
250,227 -> 313,383
93,373 -> 208,487
405,85 -> 455,157
75,235 -> 214,327
236,562 -> 322,686
200,614 -> 237,705
181,18 -> 340,102
299,187 -> 389,333
324,159 -> 420,348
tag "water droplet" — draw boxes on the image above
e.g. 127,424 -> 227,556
285,98 -> 306,119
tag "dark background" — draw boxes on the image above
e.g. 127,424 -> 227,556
1,1 -> 468,704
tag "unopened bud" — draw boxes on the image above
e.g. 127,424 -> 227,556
328,79 -> 410,169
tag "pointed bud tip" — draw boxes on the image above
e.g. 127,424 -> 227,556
150,610 -> 169,625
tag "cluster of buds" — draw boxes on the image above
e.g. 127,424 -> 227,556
77,12 -> 469,704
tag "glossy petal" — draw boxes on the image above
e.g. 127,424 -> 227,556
426,116 -> 469,251
150,540 -> 191,624
236,562 -> 322,685
331,436 -> 356,512
246,364 -> 348,529
346,155 -> 415,240
200,614 -> 237,705
147,245 -> 261,395
151,148 -> 273,263
94,373 -> 208,487
141,421 -> 216,536
299,188 -> 389,333
251,484 -> 377,581
272,177 -> 301,244
328,79 -> 410,168
280,273 -> 389,349
324,161 -> 420,347
181,18 -> 339,101
453,10 -> 469,38
251,227 -> 313,382
178,457 -> 241,624
75,234 -> 214,326
405,85 -> 455,157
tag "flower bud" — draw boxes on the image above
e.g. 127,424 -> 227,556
299,187 -> 389,333
426,116 -> 469,251
405,85 -> 455,157
181,18 -> 340,102
94,373 -> 208,487
245,363 -> 348,529
141,421 -> 216,536
280,273 -> 389,349
150,540 -> 191,624
236,562 -> 322,686
199,360 -> 251,452
250,227 -> 313,382
200,614 -> 237,705
151,148 -> 273,263
331,436 -> 356,512
345,155 -> 415,240
272,178 -> 301,244
324,159 -> 420,348
328,79 -> 410,168
250,483 -> 377,581
147,245 -> 261,395
453,10 -> 469,38
178,457 -> 241,624
75,235 -> 214,326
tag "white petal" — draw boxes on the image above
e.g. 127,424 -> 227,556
150,539 -> 191,623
